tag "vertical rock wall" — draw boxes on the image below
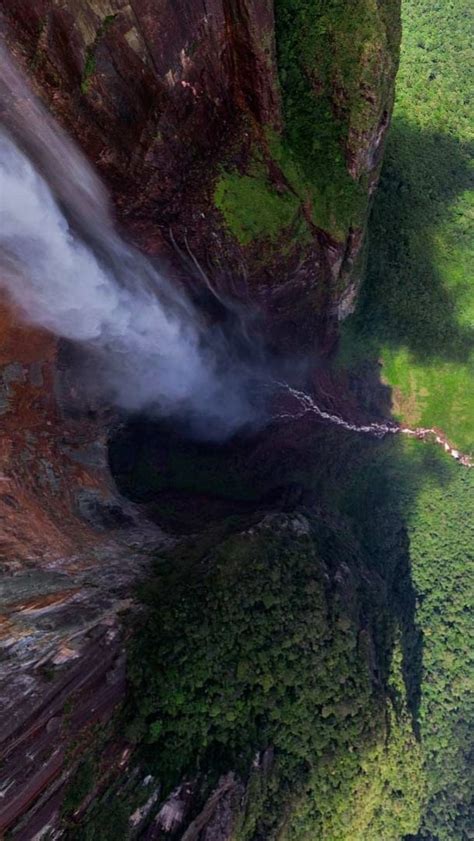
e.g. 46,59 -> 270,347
1,0 -> 400,348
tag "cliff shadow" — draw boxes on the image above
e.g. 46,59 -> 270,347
349,118 -> 474,365
335,117 -> 474,737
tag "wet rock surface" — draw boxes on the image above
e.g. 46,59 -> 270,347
0,296 -> 170,836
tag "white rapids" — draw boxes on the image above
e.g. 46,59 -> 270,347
271,381 -> 473,468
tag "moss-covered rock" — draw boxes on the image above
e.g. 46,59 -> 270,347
274,0 -> 401,237
211,0 -> 400,339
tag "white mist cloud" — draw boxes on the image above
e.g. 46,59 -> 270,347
0,48 -> 261,438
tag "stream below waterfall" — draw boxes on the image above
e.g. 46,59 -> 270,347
270,381 -> 473,467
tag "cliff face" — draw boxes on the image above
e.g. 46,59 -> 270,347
1,0 -> 400,345
0,1 -> 401,837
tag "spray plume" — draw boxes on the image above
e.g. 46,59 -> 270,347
3,43 -> 470,466
0,42 -> 262,438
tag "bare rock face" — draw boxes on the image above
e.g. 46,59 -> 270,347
0,1 -> 401,836
0,318 -> 168,835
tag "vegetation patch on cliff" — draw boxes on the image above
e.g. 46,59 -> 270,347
273,0 -> 400,238
214,0 -> 400,250
214,158 -> 302,246
81,13 -> 117,94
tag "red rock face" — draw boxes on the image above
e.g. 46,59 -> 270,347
0,1 -> 277,250
0,299 -> 110,561
0,292 -> 169,837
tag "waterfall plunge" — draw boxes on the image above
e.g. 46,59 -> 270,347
0,43 -> 260,438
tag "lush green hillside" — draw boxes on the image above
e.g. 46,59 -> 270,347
76,433 -> 472,841
125,499 -> 424,841
339,0 -> 474,453
407,454 -> 474,839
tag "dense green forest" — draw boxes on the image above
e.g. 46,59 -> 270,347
76,439 -> 472,840
126,503 -> 423,840
109,438 -> 470,841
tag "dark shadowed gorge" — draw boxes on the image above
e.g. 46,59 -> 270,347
0,1 -> 472,840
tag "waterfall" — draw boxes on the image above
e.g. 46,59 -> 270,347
0,43 -> 471,465
0,42 -> 259,438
